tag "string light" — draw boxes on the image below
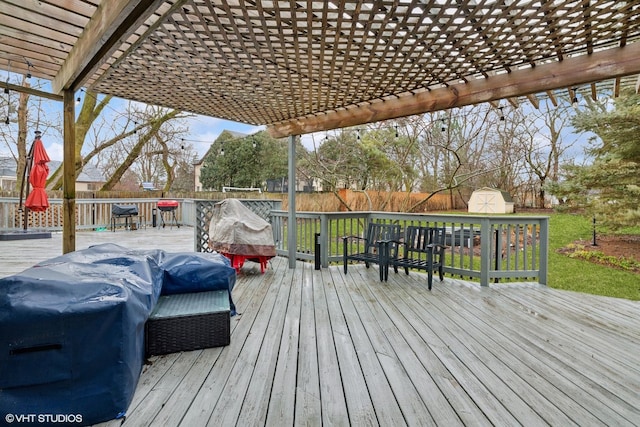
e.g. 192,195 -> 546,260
571,87 -> 579,105
394,125 -> 399,138
356,128 -> 360,140
4,80 -> 9,124
25,61 -> 32,79
440,118 -> 446,132
498,106 -> 505,121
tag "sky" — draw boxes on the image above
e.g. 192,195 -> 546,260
2,73 -> 594,164
36,114 -> 268,162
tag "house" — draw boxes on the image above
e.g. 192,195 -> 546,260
0,157 -> 106,192
468,187 -> 515,214
49,161 -> 106,191
0,157 -> 17,191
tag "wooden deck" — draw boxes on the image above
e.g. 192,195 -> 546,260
0,226 -> 195,278
2,229 -> 639,426
106,262 -> 639,426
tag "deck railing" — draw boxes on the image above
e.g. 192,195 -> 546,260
1,198 -> 548,287
269,210 -> 548,287
0,197 -> 194,231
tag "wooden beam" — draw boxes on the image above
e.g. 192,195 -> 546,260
526,94 -> 539,109
590,83 -> 598,101
546,90 -> 558,107
0,81 -> 63,102
614,76 -> 621,97
51,0 -> 172,93
507,97 -> 519,108
268,43 -> 640,138
62,90 -> 76,254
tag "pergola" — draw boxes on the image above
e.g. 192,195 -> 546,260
1,0 -> 640,261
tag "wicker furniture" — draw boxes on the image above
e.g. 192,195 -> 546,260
145,290 -> 231,356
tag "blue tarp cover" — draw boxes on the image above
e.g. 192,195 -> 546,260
159,251 -> 236,314
0,244 -> 235,426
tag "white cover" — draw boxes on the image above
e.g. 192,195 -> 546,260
209,199 -> 276,257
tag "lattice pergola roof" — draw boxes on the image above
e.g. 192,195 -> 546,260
2,0 -> 640,137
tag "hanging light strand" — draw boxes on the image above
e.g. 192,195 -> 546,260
25,60 -> 32,79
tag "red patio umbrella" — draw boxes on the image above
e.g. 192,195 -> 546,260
24,133 -> 51,212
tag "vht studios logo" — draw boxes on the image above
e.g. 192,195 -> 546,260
5,413 -> 83,424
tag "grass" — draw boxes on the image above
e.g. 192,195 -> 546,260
547,213 -> 640,301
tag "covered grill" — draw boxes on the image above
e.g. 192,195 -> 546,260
112,204 -> 139,217
111,204 -> 139,231
209,199 -> 275,273
157,200 -> 179,228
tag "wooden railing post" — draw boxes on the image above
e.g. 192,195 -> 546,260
538,218 -> 549,285
479,218 -> 492,287
320,213 -> 329,268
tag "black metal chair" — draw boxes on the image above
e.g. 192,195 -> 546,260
388,225 -> 446,290
343,222 -> 401,281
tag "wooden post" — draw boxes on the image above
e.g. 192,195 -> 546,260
287,135 -> 296,268
63,90 -> 76,253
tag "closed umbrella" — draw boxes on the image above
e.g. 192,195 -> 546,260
24,132 -> 50,212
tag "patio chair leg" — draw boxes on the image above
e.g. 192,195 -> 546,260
343,239 -> 348,274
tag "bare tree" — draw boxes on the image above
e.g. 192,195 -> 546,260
515,99 -> 577,208
100,107 -> 183,190
409,106 -> 501,211
48,90 -> 113,190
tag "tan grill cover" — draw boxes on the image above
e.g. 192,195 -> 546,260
209,199 -> 276,257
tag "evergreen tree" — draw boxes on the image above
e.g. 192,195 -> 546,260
552,90 -> 640,229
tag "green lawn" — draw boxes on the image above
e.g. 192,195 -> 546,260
547,213 -> 640,301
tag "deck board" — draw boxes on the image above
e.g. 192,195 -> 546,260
316,268 -> 351,426
323,267 -> 380,426
335,265 -> 409,426
2,229 -> 638,427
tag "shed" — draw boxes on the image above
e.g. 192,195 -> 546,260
468,188 -> 514,214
